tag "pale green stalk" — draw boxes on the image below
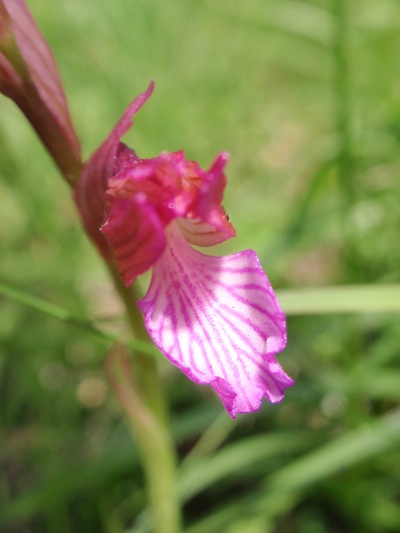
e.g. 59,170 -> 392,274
107,264 -> 182,533
105,343 -> 181,533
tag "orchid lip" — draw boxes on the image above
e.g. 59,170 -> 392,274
138,223 -> 292,418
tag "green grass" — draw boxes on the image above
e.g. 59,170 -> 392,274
1,0 -> 400,532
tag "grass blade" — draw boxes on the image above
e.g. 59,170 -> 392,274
277,285 -> 400,314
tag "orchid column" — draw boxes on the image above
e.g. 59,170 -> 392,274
1,1 -> 293,531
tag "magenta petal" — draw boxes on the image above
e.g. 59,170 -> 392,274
177,152 -> 235,246
138,225 -> 293,417
101,192 -> 166,286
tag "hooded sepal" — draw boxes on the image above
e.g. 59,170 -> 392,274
74,82 -> 154,255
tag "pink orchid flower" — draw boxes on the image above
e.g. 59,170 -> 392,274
75,82 -> 293,417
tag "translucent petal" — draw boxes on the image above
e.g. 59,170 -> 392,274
138,224 -> 293,417
177,217 -> 234,247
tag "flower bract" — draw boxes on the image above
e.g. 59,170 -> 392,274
0,0 -> 81,181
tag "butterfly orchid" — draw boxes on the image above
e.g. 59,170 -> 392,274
75,82 -> 293,417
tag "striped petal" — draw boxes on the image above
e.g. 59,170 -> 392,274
101,192 -> 166,286
138,224 -> 293,417
177,217 -> 234,247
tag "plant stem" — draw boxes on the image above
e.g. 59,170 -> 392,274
107,264 -> 182,533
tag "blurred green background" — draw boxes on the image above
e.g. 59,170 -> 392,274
1,0 -> 400,531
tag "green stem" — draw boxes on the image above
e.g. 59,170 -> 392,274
107,264 -> 182,533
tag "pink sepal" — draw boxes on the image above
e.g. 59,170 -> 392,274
138,224 -> 293,418
101,192 -> 166,286
74,82 -> 154,255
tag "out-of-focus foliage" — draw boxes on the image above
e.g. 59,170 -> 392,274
0,0 -> 399,532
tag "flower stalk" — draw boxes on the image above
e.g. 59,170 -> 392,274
108,262 -> 173,424
105,341 -> 182,533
